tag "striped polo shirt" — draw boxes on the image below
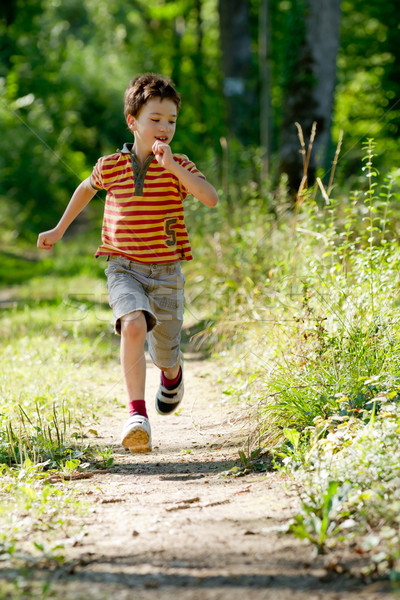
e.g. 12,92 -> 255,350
91,143 -> 205,264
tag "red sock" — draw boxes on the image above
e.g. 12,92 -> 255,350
128,400 -> 148,418
161,367 -> 182,389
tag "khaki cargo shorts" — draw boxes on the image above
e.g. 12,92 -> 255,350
105,255 -> 185,369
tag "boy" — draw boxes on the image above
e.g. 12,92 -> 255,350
37,73 -> 218,453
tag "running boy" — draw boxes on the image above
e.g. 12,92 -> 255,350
37,73 -> 218,453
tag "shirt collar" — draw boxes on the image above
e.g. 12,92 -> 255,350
119,143 -> 155,169
120,142 -> 134,154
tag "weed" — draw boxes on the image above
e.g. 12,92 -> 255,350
235,446 -> 271,474
288,480 -> 354,554
0,462 -> 83,567
96,446 -> 115,469
188,141 -> 400,576
291,399 -> 400,573
223,143 -> 400,449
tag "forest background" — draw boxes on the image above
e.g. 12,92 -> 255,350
0,0 -> 399,237
1,0 -> 400,587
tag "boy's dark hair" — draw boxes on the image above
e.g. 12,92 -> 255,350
124,73 -> 181,119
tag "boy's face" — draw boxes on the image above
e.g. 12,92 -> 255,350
127,98 -> 178,155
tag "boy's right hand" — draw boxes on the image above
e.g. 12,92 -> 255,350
37,227 -> 63,250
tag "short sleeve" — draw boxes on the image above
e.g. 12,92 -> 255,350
90,157 -> 104,190
174,154 -> 206,200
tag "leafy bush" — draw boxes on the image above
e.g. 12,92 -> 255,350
190,141 -> 400,448
290,401 -> 400,576
188,140 -> 400,579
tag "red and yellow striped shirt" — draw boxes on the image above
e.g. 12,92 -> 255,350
91,143 -> 204,263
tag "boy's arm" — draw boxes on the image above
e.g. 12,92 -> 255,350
152,141 -> 218,207
37,178 -> 98,250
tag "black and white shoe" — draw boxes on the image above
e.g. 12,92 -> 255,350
155,357 -> 184,415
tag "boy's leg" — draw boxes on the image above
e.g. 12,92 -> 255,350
105,256 -> 159,452
147,305 -> 184,416
162,359 -> 181,381
120,310 -> 147,406
146,261 -> 185,415
119,310 -> 152,453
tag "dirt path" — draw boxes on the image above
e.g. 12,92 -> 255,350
23,356 -> 398,598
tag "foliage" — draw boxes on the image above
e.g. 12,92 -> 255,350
189,141 -> 400,576
0,0 -> 399,238
0,237 -> 121,568
0,460 -> 83,567
332,0 -> 400,177
290,402 -> 400,576
288,480 -> 353,554
191,140 -> 400,437
256,142 -> 400,436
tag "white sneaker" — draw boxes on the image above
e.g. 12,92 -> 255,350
120,414 -> 152,453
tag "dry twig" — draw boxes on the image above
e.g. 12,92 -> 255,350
327,130 -> 344,195
316,177 -> 330,205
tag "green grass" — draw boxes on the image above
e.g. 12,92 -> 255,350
185,142 -> 400,578
288,402 -> 400,577
188,142 -> 400,443
0,460 -> 85,566
0,233 -> 124,568
0,277 -> 121,467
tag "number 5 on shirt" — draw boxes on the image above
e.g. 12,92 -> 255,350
165,218 -> 178,247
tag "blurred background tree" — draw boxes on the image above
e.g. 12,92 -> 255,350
276,0 -> 341,191
218,0 -> 258,145
0,0 -> 398,239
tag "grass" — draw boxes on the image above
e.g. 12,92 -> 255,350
186,139 -> 400,578
0,460 -> 85,564
189,140 -> 400,436
0,235 -> 124,570
288,401 -> 400,577
0,275 -> 120,468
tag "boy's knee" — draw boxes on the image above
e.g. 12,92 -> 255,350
120,311 -> 147,340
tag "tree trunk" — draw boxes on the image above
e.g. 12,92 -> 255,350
0,0 -> 17,74
259,0 -> 272,173
218,0 -> 256,145
278,0 -> 342,192
193,0 -> 206,125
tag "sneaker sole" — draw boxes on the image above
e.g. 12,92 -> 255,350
121,429 -> 152,453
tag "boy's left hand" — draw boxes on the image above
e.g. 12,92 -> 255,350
152,140 -> 174,171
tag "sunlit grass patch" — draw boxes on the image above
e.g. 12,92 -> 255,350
0,243 -> 121,469
0,330 -> 121,467
0,241 -> 123,567
0,460 -> 86,569
0,333 -> 119,564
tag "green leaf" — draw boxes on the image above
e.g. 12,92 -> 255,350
283,428 -> 300,451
